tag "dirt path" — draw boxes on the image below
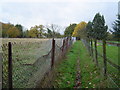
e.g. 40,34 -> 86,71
74,57 -> 82,88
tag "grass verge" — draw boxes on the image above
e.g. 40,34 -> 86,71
52,41 -> 108,88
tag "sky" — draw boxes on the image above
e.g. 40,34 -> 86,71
0,0 -> 119,34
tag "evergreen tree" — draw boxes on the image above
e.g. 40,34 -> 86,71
112,14 -> 120,41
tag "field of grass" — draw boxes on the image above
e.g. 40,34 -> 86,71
2,38 -> 63,88
52,41 -> 108,88
106,41 -> 120,44
97,42 -> 119,65
92,41 -> 119,87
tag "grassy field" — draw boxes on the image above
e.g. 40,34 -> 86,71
92,42 -> 119,87
2,38 -> 63,88
97,42 -> 119,65
52,41 -> 108,88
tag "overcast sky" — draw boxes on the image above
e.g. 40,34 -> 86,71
0,0 -> 119,34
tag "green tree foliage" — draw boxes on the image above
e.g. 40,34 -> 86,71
86,21 -> 93,38
28,27 -> 39,38
64,24 -> 77,37
46,24 -> 62,38
92,13 -> 108,40
92,13 -> 108,67
15,24 -> 23,38
23,30 -> 29,38
111,14 -> 120,40
38,25 -> 45,38
46,28 -> 53,38
28,25 -> 45,38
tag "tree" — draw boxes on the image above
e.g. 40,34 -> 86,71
64,23 -> 77,37
111,14 -> 120,41
15,24 -> 23,38
72,21 -> 87,39
38,25 -> 45,38
28,25 -> 45,38
86,21 -> 94,57
23,30 -> 29,38
92,13 -> 108,74
92,13 -> 108,40
2,23 -> 14,37
6,26 -> 20,38
28,27 -> 39,38
46,24 -> 62,38
46,28 -> 53,38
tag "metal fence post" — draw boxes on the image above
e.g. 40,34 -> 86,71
8,42 -> 13,89
51,38 -> 55,68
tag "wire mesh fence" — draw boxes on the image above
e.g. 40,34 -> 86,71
81,39 -> 120,88
2,38 -> 73,88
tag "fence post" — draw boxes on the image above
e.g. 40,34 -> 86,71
103,39 -> 107,76
8,42 -> 13,89
51,38 -> 55,68
62,39 -> 65,52
94,39 -> 98,66
90,39 -> 94,61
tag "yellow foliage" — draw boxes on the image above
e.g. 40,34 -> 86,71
72,21 -> 87,37
6,27 -> 20,38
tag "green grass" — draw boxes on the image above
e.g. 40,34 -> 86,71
106,41 -> 120,44
97,42 -> 119,65
79,41 -> 107,88
53,41 -> 108,88
53,41 -> 80,88
92,41 -> 119,87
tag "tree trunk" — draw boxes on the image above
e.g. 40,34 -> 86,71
94,39 -> 98,66
103,39 -> 107,76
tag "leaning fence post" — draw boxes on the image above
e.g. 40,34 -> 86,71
51,38 -> 55,68
8,42 -> 13,89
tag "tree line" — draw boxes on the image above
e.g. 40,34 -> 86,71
64,13 -> 119,76
1,23 -> 63,38
64,13 -> 120,41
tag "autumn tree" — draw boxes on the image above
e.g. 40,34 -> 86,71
64,23 -> 77,37
2,23 -> 14,37
28,25 -> 45,38
72,21 -> 87,40
6,26 -> 20,38
28,27 -> 39,38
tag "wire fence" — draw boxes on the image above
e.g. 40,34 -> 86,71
2,38 -> 73,88
81,39 -> 120,88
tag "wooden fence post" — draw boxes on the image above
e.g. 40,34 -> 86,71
8,42 -> 13,89
91,39 -> 94,61
51,38 -> 55,68
62,39 -> 65,52
103,39 -> 107,76
94,39 -> 98,66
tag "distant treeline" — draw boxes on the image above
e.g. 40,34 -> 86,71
1,22 -> 64,38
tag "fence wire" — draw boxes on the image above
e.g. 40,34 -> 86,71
82,39 -> 120,88
2,38 -> 73,88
